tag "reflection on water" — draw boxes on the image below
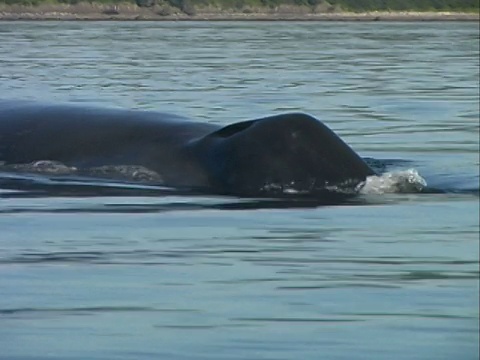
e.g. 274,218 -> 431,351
0,21 -> 479,360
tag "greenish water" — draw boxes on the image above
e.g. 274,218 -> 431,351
0,21 -> 479,360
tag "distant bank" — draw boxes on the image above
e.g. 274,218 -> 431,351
0,2 -> 478,21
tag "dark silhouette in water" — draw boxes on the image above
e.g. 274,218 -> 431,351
0,100 -> 375,198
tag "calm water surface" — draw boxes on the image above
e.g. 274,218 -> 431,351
0,21 -> 479,360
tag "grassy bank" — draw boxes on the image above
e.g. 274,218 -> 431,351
1,0 -> 479,12
0,0 -> 478,20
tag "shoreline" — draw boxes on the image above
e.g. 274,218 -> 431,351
0,4 -> 478,21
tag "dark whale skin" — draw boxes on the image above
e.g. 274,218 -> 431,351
0,100 -> 375,197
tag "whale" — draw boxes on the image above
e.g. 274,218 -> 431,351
0,100 -> 375,197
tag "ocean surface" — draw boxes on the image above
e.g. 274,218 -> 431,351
0,21 -> 479,360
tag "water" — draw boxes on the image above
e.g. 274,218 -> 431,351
0,21 -> 479,360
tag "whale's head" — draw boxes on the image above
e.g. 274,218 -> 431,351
191,113 -> 375,197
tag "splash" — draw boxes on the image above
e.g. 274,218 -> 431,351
259,171 -> 427,197
359,169 -> 427,194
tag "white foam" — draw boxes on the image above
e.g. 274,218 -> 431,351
88,165 -> 163,182
359,169 -> 427,194
1,161 -> 163,183
11,160 -> 77,175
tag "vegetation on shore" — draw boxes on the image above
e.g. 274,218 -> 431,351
0,0 -> 478,16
